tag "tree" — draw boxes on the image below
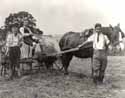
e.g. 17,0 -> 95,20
5,11 -> 36,30
0,11 -> 44,41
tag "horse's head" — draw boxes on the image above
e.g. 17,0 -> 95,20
83,28 -> 93,37
113,24 -> 125,50
102,24 -> 125,51
82,28 -> 94,41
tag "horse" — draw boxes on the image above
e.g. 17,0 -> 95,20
59,25 -> 125,75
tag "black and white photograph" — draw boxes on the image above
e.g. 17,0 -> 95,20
0,0 -> 125,98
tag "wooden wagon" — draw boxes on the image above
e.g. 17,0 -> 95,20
0,47 -> 79,77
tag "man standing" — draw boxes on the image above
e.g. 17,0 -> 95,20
6,23 -> 22,79
78,23 -> 110,84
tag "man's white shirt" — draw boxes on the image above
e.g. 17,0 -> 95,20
87,32 -> 110,50
6,33 -> 21,47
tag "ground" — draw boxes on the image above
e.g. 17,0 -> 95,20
0,56 -> 124,98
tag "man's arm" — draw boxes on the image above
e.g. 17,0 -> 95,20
78,40 -> 90,48
27,27 -> 33,35
6,34 -> 12,47
5,34 -> 12,55
105,35 -> 110,46
78,34 -> 94,48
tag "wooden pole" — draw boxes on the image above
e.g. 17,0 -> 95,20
47,47 -> 79,57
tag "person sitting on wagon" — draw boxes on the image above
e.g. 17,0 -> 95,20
19,20 -> 39,48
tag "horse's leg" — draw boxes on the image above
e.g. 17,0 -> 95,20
45,62 -> 50,70
91,57 -> 94,78
62,53 -> 73,75
9,63 -> 14,79
13,65 -> 16,77
54,56 -> 64,71
1,64 -> 4,76
3,64 -> 7,77
53,61 -> 63,71
32,48 -> 35,57
28,62 -> 33,74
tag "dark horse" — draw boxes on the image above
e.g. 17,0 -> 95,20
59,25 -> 125,74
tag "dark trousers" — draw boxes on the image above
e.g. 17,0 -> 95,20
92,49 -> 107,83
9,46 -> 21,77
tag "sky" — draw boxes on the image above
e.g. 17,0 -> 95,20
0,0 -> 125,34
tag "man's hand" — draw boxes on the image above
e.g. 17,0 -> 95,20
78,45 -> 82,49
77,40 -> 88,49
108,45 -> 113,50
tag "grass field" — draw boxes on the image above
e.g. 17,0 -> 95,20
0,56 -> 124,98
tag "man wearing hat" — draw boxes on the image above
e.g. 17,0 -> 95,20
78,23 -> 111,84
6,23 -> 22,79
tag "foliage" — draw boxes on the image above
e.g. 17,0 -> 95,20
5,11 -> 36,28
0,11 -> 43,41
